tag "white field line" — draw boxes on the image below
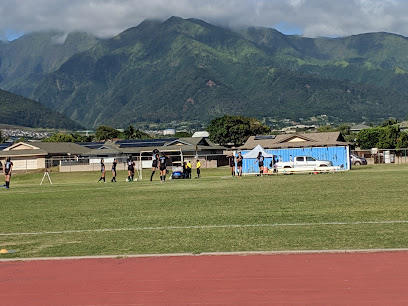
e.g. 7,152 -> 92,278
1,220 -> 408,237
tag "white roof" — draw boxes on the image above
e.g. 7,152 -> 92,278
242,145 -> 274,158
192,131 -> 210,138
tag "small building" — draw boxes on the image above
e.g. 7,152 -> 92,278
239,132 -> 351,171
0,142 -> 89,170
350,124 -> 371,133
118,137 -> 226,169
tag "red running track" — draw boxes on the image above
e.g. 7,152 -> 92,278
1,252 -> 408,305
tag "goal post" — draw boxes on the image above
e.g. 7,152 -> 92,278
138,149 -> 183,180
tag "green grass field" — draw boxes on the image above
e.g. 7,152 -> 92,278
1,164 -> 408,258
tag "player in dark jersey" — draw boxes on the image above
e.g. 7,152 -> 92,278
111,158 -> 117,182
127,156 -> 134,182
236,152 -> 243,178
98,158 -> 106,183
150,149 -> 159,181
159,153 -> 168,182
3,157 -> 13,189
255,152 -> 265,176
227,153 -> 235,177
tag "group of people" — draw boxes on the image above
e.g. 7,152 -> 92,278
228,152 -> 243,178
98,158 -> 118,183
181,159 -> 201,179
150,149 -> 169,182
228,151 -> 276,177
1,157 -> 13,189
98,149 -> 202,183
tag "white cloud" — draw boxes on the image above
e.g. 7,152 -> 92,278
1,0 -> 408,40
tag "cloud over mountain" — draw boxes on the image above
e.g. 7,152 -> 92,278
1,0 -> 408,40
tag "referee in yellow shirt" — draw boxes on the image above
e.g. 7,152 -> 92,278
196,159 -> 201,178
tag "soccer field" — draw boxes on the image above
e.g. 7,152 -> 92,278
1,165 -> 408,258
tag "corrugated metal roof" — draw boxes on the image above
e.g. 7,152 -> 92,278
240,132 -> 348,150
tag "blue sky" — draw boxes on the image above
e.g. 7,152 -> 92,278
1,0 -> 407,41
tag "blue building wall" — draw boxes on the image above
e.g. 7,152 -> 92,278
240,146 -> 350,174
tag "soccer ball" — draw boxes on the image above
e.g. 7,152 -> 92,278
126,179 -> 129,182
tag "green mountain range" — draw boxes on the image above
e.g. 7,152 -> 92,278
0,88 -> 83,130
0,31 -> 100,97
3,17 -> 408,128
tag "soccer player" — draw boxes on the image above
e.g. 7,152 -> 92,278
236,152 -> 243,178
159,153 -> 168,182
127,156 -> 134,182
98,158 -> 106,183
196,159 -> 201,178
255,152 -> 264,176
228,153 -> 235,177
111,158 -> 117,182
3,157 -> 13,189
150,149 -> 159,181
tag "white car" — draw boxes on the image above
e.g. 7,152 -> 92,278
275,156 -> 332,169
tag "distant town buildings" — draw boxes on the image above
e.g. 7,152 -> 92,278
1,128 -> 51,141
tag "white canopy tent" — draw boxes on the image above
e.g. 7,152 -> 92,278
240,145 -> 275,175
242,145 -> 274,159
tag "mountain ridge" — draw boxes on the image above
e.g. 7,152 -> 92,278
0,88 -> 83,130
3,17 -> 408,128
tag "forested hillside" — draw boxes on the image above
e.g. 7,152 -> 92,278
4,17 -> 408,128
0,31 -> 100,96
0,89 -> 83,129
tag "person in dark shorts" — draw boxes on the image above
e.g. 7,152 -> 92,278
3,157 -> 13,189
236,152 -> 243,178
196,159 -> 201,178
98,158 -> 106,183
111,158 -> 117,182
255,152 -> 264,176
159,153 -> 168,182
228,153 -> 235,177
127,156 -> 134,182
183,161 -> 188,179
186,160 -> 192,179
150,149 -> 159,181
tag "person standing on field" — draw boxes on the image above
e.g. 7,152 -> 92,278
159,153 -> 168,182
3,157 -> 13,189
127,156 -> 134,182
150,149 -> 159,181
228,153 -> 235,177
98,158 -> 106,183
236,152 -> 243,178
255,152 -> 264,176
196,159 -> 201,178
111,158 -> 117,182
186,160 -> 192,179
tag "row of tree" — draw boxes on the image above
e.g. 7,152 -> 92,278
6,114 -> 408,150
318,119 -> 408,149
41,125 -> 194,142
41,125 -> 151,142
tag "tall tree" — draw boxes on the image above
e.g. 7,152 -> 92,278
123,125 -> 151,139
95,125 -> 120,141
42,133 -> 93,142
207,115 -> 270,146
